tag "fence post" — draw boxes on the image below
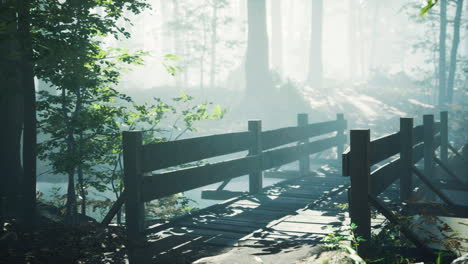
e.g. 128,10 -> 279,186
123,131 -> 147,264
249,120 -> 263,194
423,114 -> 435,200
440,111 -> 448,164
298,113 -> 310,176
349,129 -> 371,257
336,113 -> 346,160
400,118 -> 413,201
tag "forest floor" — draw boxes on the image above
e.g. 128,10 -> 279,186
0,216 -> 128,264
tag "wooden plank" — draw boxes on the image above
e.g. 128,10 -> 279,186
434,134 -> 441,149
413,143 -> 424,163
141,131 -> 253,171
262,136 -> 341,170
434,121 -> 441,134
400,118 -> 414,201
101,191 -> 126,226
122,131 -> 148,264
349,129 -> 371,256
201,190 -> 246,200
423,115 -> 435,184
369,132 -> 400,165
404,202 -> 468,218
368,196 -> 431,254
336,114 -> 346,160
412,166 -> 456,206
440,111 -> 448,163
413,124 -> 424,144
433,156 -> 465,184
370,158 -> 401,196
141,155 -> 261,202
261,120 -> 343,150
342,147 -> 350,176
249,120 -> 263,194
298,113 -> 310,176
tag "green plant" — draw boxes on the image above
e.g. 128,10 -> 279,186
321,223 -> 365,252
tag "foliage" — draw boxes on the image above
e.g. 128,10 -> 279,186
321,223 -> 365,252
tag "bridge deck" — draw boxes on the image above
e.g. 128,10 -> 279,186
141,165 -> 387,263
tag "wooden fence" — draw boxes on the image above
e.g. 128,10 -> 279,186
342,111 -> 468,257
121,113 -> 347,263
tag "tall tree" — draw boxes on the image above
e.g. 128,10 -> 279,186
0,1 -> 23,218
438,0 -> 448,106
245,0 -> 271,95
307,0 -> 323,87
447,0 -> 464,104
18,0 -> 37,227
270,0 -> 283,74
209,1 -> 219,89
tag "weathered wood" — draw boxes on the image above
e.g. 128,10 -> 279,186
122,131 -> 147,264
412,166 -> 456,206
336,113 -> 346,160
249,120 -> 263,194
261,120 -> 343,150
201,190 -> 247,200
298,113 -> 310,176
349,129 -> 371,257
342,147 -> 350,176
141,131 -> 253,171
370,158 -> 401,196
423,115 -> 435,182
141,155 -> 261,202
413,124 -> 424,144
448,143 -> 466,162
434,121 -> 441,134
368,196 -> 431,254
404,202 -> 468,218
400,118 -> 414,201
440,111 -> 448,163
369,132 -> 400,165
262,136 -> 342,170
433,156 -> 465,183
434,134 -> 441,149
101,191 -> 126,226
413,143 -> 424,163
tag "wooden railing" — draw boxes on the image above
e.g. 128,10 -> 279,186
342,111 -> 468,257
122,113 -> 347,263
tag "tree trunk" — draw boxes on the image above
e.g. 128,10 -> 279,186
245,0 -> 271,95
62,87 -> 78,225
307,0 -> 323,88
446,0 -> 464,104
18,0 -> 37,228
209,3 -> 218,89
0,1 -> 24,218
270,0 -> 283,74
438,0 -> 448,107
348,0 -> 357,80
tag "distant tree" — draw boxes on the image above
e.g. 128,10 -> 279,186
446,0 -> 464,104
438,0 -> 448,106
270,0 -> 283,74
245,0 -> 271,95
307,0 -> 323,88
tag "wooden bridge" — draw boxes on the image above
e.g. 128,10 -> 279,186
101,111 -> 467,263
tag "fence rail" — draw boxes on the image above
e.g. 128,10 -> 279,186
343,111 -> 468,257
120,113 -> 347,263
